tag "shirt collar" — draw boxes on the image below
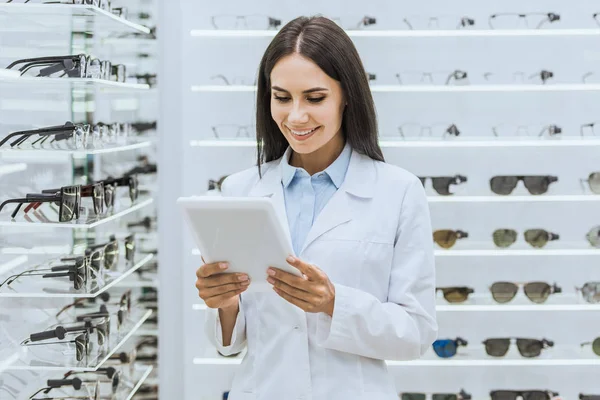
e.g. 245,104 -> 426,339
281,141 -> 352,189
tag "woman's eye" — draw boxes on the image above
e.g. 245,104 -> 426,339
274,96 -> 290,103
307,97 -> 325,103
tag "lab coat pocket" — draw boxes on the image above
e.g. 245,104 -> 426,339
308,238 -> 365,289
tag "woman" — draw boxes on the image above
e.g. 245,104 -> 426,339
195,15 -> 437,400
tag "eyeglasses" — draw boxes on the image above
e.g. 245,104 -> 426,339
75,290 -> 131,329
395,70 -> 469,85
0,255 -> 89,291
28,378 -> 99,400
29,316 -> 110,346
580,122 -> 600,137
21,332 -> 90,362
211,124 -> 256,139
490,281 -> 562,304
208,175 -> 229,192
0,122 -> 95,150
419,175 -> 467,195
580,395 -> 600,400
433,230 -> 469,249
587,226 -> 600,248
0,185 -> 80,222
580,172 -> 600,194
576,282 -> 600,304
210,14 -> 282,30
6,54 -> 126,82
580,337 -> 600,356
63,368 -> 122,395
330,15 -> 377,29
432,337 -> 467,358
436,287 -> 474,303
103,175 -> 139,204
39,182 -> 107,216
483,70 -> 554,85
582,72 -> 600,84
493,228 -> 559,248
398,123 -> 461,138
210,74 -> 255,85
489,176 -> 558,195
490,391 -> 558,400
488,12 -> 561,29
483,337 -> 553,357
399,390 -> 472,400
491,124 -> 562,137
401,15 -> 475,30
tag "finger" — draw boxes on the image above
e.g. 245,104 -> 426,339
201,281 -> 250,298
267,276 -> 316,303
196,261 -> 229,278
202,273 -> 249,289
204,286 -> 247,307
267,268 -> 310,292
286,256 -> 321,280
273,286 -> 311,310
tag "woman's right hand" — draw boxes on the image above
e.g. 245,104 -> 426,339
195,261 -> 250,310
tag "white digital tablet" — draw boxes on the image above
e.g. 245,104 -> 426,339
177,196 -> 300,293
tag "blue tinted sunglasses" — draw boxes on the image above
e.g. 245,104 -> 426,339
432,337 -> 468,358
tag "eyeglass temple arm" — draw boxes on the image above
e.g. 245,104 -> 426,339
6,55 -> 77,70
552,283 -> 562,293
17,59 -> 72,76
459,389 -> 472,400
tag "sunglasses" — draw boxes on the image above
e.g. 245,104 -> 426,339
432,337 -> 467,358
483,337 -> 553,358
400,390 -> 471,400
581,172 -> 600,194
103,175 -> 139,204
40,182 -> 108,216
433,230 -> 469,249
490,281 -> 562,304
580,395 -> 600,400
576,282 -> 600,304
580,337 -> 600,356
493,229 -> 559,248
29,316 -> 110,346
436,287 -> 474,303
490,391 -> 558,400
0,185 -> 81,222
0,256 -> 88,291
489,175 -> 558,195
419,175 -> 467,195
586,226 -> 600,248
62,367 -> 122,396
21,332 -> 90,362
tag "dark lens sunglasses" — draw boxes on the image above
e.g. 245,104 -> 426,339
433,230 -> 469,249
436,287 -> 474,303
490,175 -> 558,195
490,390 -> 558,400
0,185 -> 81,222
400,389 -> 472,400
483,337 -> 553,357
490,281 -> 562,304
419,175 -> 467,195
41,182 -> 105,216
493,229 -> 559,248
432,337 -> 467,358
580,337 -> 600,356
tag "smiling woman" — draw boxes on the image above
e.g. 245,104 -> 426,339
196,15 -> 438,400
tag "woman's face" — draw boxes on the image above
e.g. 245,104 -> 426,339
270,53 -> 346,155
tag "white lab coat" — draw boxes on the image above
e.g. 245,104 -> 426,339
204,149 -> 438,400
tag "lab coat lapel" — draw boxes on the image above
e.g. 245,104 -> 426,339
300,150 -> 375,255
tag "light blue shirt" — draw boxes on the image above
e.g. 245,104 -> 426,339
280,142 -> 353,256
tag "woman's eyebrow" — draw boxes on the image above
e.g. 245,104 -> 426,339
271,86 -> 329,94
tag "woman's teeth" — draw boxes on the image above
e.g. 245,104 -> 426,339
289,127 -> 319,136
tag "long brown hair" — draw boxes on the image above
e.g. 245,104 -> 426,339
255,15 -> 384,177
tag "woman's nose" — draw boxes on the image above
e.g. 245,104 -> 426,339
287,104 -> 309,124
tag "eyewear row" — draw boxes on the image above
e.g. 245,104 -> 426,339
0,235 -> 135,292
397,122 -> 600,138
433,226 -> 600,248
207,12 -> 600,30
401,393 -> 599,400
398,390 -> 471,400
433,336 -> 600,358
5,54 -> 127,82
5,0 -> 129,19
0,121 -> 140,150
0,174 -> 139,223
437,281 -> 600,304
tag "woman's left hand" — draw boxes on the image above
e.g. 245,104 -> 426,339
267,256 -> 336,317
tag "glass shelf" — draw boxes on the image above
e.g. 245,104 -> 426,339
0,163 -> 27,177
0,69 -> 150,92
427,195 -> 600,203
191,84 -> 600,93
0,197 -> 154,229
190,29 -> 600,38
0,140 -> 154,158
4,308 -> 153,372
189,138 -> 600,148
0,4 -> 150,35
113,273 -> 158,289
0,253 -> 154,298
125,364 -> 154,400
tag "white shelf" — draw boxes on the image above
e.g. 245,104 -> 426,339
0,141 -> 153,158
190,29 -> 600,38
0,163 -> 26,177
436,304 -> 600,312
0,254 -> 154,298
427,195 -> 600,203
0,198 -> 153,229
191,84 -> 600,93
0,4 -> 150,35
190,138 -> 600,148
0,71 -> 150,92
